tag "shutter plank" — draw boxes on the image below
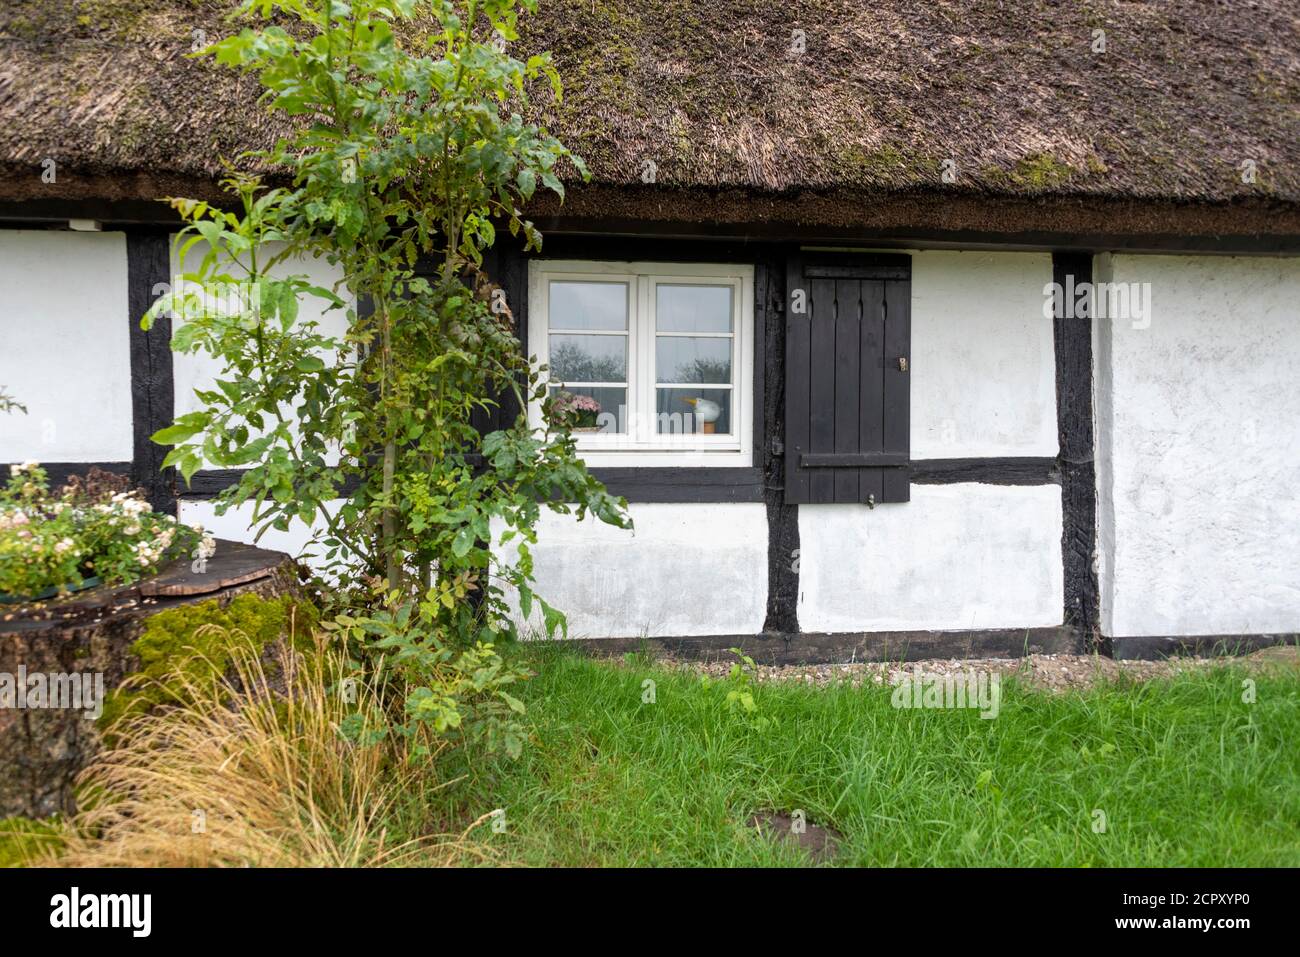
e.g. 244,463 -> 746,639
809,278 -> 838,503
859,279 -> 886,505
833,279 -> 861,503
881,279 -> 911,502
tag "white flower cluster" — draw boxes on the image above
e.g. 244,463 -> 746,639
132,524 -> 177,566
98,492 -> 151,518
189,522 -> 217,560
8,461 -> 39,477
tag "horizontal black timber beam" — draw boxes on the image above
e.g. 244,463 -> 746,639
4,200 -> 1299,255
184,467 -> 764,504
184,469 -> 362,500
527,234 -> 773,264
561,627 -> 1076,666
1,462 -> 134,488
803,265 -> 910,280
910,457 -> 1060,485
801,452 -> 909,468
184,461 -> 1053,501
532,217 -> 1300,256
591,467 -> 765,503
184,470 -> 250,499
1113,633 -> 1299,661
0,199 -> 183,230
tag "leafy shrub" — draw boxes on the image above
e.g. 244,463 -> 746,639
328,595 -> 531,759
143,0 -> 628,637
0,463 -> 208,600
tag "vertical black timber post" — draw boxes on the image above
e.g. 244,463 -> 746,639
1052,251 -> 1103,654
763,252 -> 799,636
126,231 -> 175,515
494,240 -> 529,432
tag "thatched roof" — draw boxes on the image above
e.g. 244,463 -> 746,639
1,0 -> 1298,237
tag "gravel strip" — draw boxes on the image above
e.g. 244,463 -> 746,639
642,646 -> 1298,693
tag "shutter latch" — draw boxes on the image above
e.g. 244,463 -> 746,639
866,493 -> 876,509
897,357 -> 909,372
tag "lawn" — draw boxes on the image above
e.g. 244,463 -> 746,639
441,648 -> 1300,867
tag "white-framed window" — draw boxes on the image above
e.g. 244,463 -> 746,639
528,260 -> 754,467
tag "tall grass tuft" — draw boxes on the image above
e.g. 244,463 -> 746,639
57,625 -> 486,867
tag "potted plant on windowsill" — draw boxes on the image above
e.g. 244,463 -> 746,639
553,391 -> 603,433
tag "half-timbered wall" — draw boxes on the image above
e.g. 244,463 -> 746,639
3,221 -> 1298,657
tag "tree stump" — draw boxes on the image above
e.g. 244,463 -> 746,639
0,541 -> 301,819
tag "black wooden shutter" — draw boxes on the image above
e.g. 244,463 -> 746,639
784,252 -> 911,505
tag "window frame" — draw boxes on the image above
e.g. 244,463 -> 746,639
528,259 -> 755,468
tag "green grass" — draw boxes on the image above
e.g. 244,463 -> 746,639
441,649 -> 1300,866
0,817 -> 63,867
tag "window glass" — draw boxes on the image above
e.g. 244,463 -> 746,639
549,385 -> 626,434
549,333 -> 627,382
549,281 -> 628,330
655,336 -> 731,384
655,284 -> 732,333
655,387 -> 732,435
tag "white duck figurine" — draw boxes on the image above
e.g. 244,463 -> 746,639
682,396 -> 722,432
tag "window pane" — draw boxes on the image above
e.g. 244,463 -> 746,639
655,336 -> 732,384
549,386 -> 626,434
549,333 -> 626,382
656,284 -> 732,333
655,387 -> 732,435
549,281 -> 628,330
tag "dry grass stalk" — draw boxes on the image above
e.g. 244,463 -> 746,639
54,626 -> 491,868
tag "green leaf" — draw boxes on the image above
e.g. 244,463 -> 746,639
451,526 -> 475,559
179,452 -> 203,485
151,422 -> 201,445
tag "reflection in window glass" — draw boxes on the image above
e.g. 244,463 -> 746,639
655,336 -> 731,384
549,334 -> 627,382
549,281 -> 628,331
656,284 -> 732,333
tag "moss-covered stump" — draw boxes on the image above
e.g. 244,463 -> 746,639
0,540 -> 305,820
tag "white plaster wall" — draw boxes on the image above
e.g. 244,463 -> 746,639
1094,254 -> 1300,637
494,503 -> 768,639
0,230 -> 133,461
798,484 -> 1063,632
171,243 -> 352,421
910,250 -> 1058,458
177,498 -> 345,570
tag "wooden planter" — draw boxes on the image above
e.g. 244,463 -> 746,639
0,577 -> 102,605
0,540 -> 301,820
